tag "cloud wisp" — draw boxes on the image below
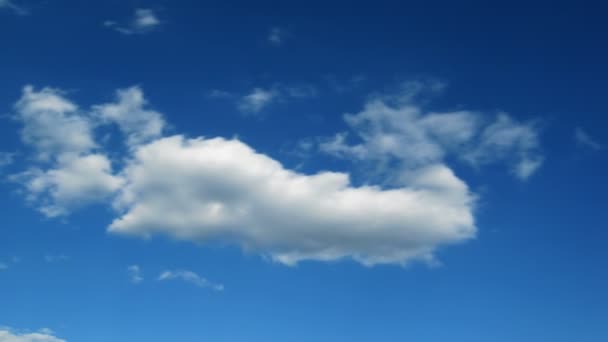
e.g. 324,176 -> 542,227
268,27 -> 289,46
319,81 -> 543,181
575,127 -> 603,150
158,270 -> 224,291
104,9 -> 161,35
127,265 -> 144,284
212,84 -> 317,115
0,0 -> 27,15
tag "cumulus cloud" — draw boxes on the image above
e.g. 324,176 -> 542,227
0,328 -> 65,342
127,265 -> 143,284
11,86 -> 122,217
104,8 -> 161,35
8,82 -> 545,266
575,127 -> 603,150
158,270 -> 224,291
93,86 -> 165,147
320,81 -> 543,180
13,154 -> 123,217
14,86 -> 96,162
109,136 -> 475,266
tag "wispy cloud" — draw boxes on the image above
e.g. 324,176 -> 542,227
0,152 -> 15,169
104,8 -> 161,35
127,265 -> 143,284
268,27 -> 289,46
158,270 -> 223,291
0,0 -> 28,15
212,84 -> 317,114
0,256 -> 19,270
238,88 -> 278,114
44,254 -> 69,263
575,127 -> 603,150
319,80 -> 543,181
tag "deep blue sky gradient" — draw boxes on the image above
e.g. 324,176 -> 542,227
1,1 -> 607,341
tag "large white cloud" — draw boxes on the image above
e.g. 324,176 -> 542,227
8,82 -> 546,266
109,135 -> 475,265
0,329 -> 65,342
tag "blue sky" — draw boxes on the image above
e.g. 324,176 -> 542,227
1,1 -> 607,341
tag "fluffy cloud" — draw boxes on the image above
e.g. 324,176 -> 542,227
320,82 -> 543,180
93,86 -> 165,147
0,329 -> 65,342
104,9 -> 161,35
8,82 -> 546,266
109,136 -> 475,266
12,87 -> 122,217
158,270 -> 224,291
14,86 -> 96,162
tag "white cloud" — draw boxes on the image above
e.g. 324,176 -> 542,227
93,86 -> 165,147
14,154 -> 123,217
0,263 -> 7,270
463,114 -> 543,180
8,82 -> 549,267
320,82 -> 543,180
12,86 -> 122,217
14,86 -> 96,162
158,270 -> 224,291
575,127 -> 602,150
0,329 -> 65,342
268,27 -> 288,46
127,265 -> 143,284
109,136 -> 475,266
104,8 -> 161,35
237,88 -> 278,114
